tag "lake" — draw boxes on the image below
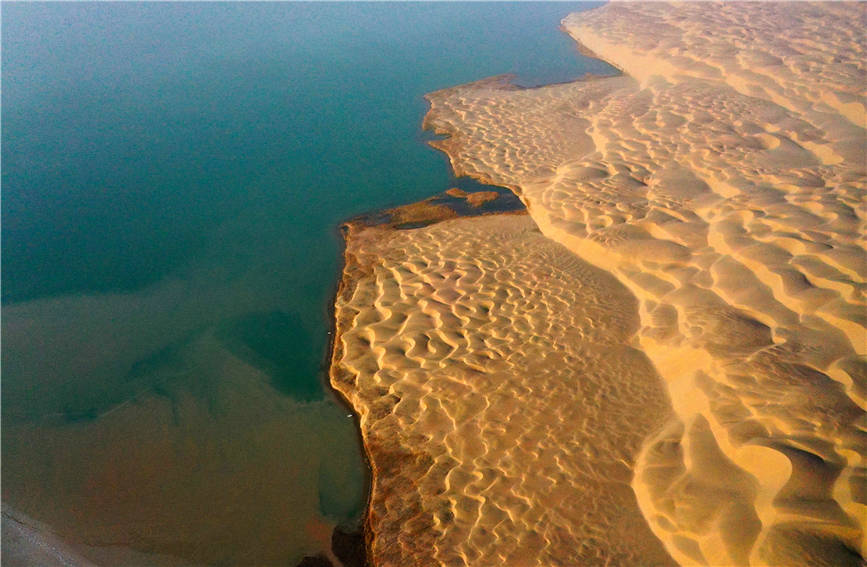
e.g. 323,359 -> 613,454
1,3 -> 613,565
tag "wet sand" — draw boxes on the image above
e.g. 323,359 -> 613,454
336,2 -> 865,566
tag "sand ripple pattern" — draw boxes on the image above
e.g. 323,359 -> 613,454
332,216 -> 675,566
423,3 -> 866,566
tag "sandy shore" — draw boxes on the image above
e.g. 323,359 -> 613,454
418,2 -> 865,566
332,2 -> 865,566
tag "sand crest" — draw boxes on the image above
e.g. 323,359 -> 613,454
331,213 -> 675,566
421,2 -> 865,566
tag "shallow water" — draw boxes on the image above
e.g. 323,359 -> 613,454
2,3 -> 614,564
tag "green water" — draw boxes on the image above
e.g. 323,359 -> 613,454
2,3 -> 613,564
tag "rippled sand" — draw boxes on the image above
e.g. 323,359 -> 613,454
332,213 -> 675,566
417,2 -> 865,566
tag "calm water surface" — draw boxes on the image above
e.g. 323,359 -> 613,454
2,3 -> 613,564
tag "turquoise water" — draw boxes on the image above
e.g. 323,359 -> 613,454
2,3 -> 613,564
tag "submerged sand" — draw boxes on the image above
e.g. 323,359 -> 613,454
334,2 -> 866,566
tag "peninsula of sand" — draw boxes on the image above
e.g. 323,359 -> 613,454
330,3 -> 866,566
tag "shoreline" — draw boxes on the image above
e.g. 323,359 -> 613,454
310,222 -> 374,567
324,186 -> 530,567
326,10 -> 668,566
331,2 -> 865,566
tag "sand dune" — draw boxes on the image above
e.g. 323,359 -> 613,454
419,2 -> 865,566
332,213 -> 675,566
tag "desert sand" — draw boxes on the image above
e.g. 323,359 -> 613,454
333,2 -> 866,566
333,209 -> 675,566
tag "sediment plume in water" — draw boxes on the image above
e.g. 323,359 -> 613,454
333,2 -> 865,566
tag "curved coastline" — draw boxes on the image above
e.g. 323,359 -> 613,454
332,2 -> 865,566
328,189 -> 532,566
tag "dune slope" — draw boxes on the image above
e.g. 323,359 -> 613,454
423,2 -> 866,566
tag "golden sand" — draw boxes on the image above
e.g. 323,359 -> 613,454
415,2 -> 865,566
332,214 -> 675,566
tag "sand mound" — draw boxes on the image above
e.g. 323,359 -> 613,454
331,214 -> 675,566
422,2 -> 866,566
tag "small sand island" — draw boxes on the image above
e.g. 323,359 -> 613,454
331,3 -> 865,566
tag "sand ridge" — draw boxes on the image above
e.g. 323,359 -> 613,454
331,213 -> 676,566
422,2 -> 866,566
